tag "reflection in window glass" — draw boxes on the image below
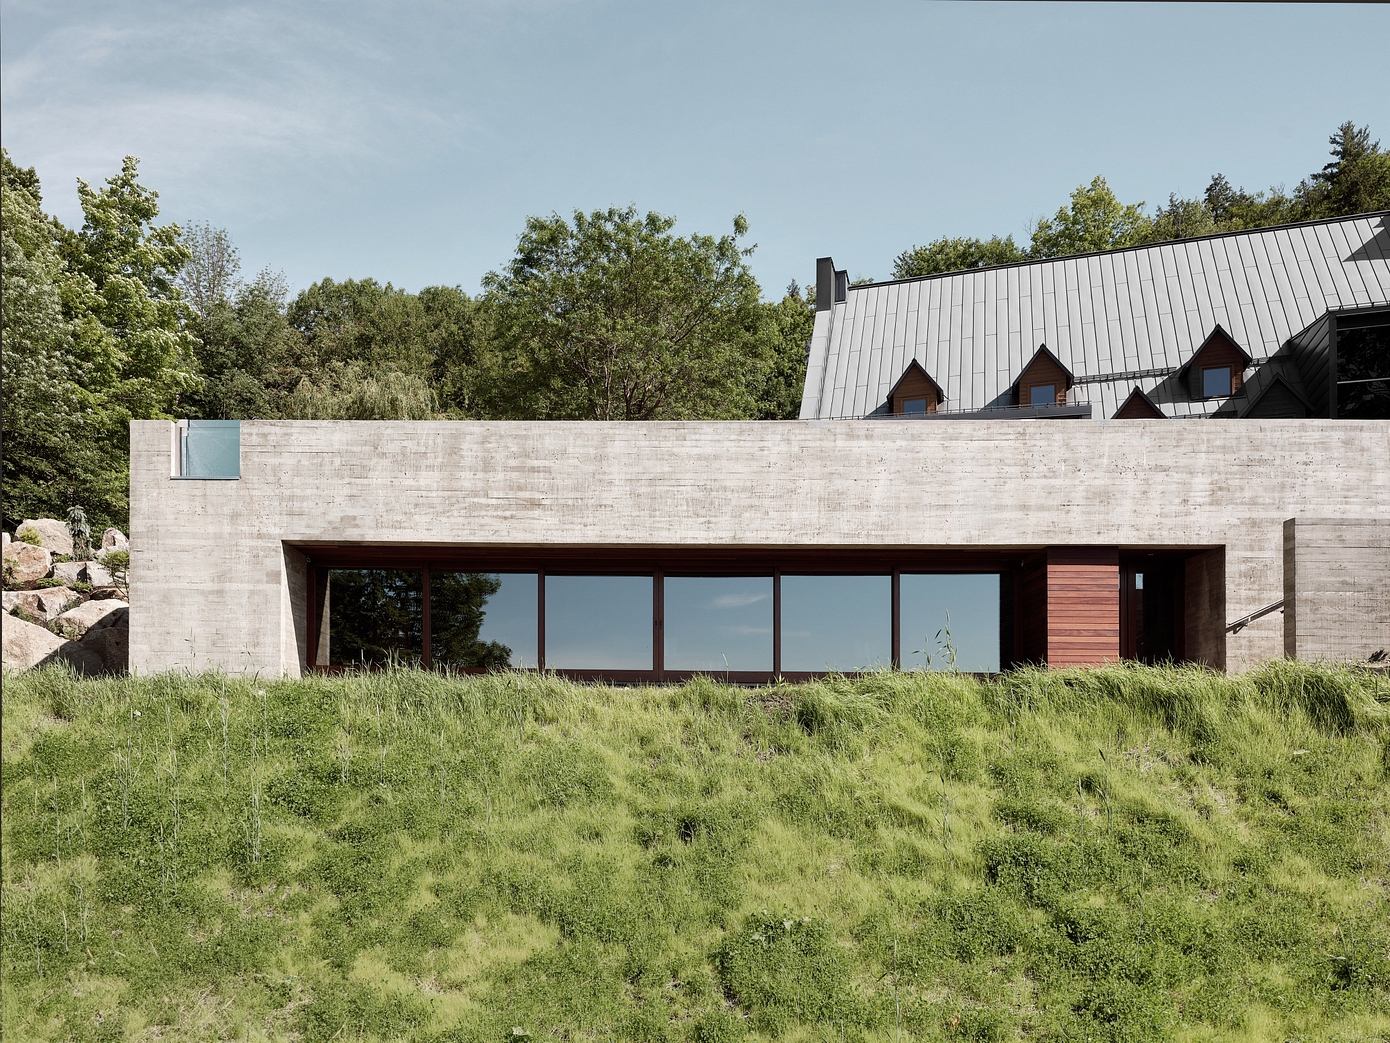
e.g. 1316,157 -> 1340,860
1028,384 -> 1056,406
1336,315 -> 1390,419
182,420 -> 240,478
1202,366 -> 1232,398
545,575 -> 652,670
432,572 -> 537,669
902,397 -> 928,415
665,576 -> 772,672
329,569 -> 423,667
900,574 -> 1001,673
780,575 -> 890,672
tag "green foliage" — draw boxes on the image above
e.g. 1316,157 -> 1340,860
1030,176 -> 1152,258
100,549 -> 129,596
2,662 -> 1388,1041
893,235 -> 1027,279
749,282 -> 815,419
716,914 -> 864,1033
475,207 -> 769,419
65,506 -> 92,562
13,526 -> 44,546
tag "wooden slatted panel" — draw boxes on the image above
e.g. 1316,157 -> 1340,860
1046,548 -> 1120,666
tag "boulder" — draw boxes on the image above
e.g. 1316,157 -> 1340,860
101,528 -> 129,553
1,532 -> 8,549
2,614 -> 66,671
87,586 -> 126,602
16,519 -> 73,556
51,560 -> 113,587
3,543 -> 52,586
51,562 -> 87,586
55,599 -> 128,639
9,587 -> 81,622
76,624 -> 127,675
1,591 -> 20,612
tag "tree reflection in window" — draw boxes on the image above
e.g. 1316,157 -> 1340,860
432,572 -> 537,669
329,569 -> 423,667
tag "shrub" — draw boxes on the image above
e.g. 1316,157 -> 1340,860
14,526 -> 43,546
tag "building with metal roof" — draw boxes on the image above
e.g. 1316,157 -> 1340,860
118,217 -> 1390,682
800,212 -> 1390,421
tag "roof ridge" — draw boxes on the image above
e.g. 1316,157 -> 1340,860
845,210 -> 1390,293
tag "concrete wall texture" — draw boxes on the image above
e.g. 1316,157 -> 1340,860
128,419 -> 1390,677
1285,519 -> 1390,663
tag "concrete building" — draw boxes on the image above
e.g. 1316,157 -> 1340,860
129,215 -> 1390,679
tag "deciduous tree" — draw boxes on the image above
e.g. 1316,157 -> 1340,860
474,207 -> 767,420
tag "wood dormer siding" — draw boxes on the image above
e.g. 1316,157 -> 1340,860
1113,386 -> 1166,419
1180,325 -> 1252,400
887,360 -> 945,414
1013,345 -> 1074,407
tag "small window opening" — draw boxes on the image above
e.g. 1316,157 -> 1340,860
902,397 -> 928,415
1201,366 -> 1233,399
1027,384 -> 1056,407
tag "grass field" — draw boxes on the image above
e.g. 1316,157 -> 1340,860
2,662 -> 1389,1042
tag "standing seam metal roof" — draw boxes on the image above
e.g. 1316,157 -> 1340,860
799,213 -> 1390,419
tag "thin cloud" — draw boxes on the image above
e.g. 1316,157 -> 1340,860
0,2 -> 466,222
710,592 -> 769,610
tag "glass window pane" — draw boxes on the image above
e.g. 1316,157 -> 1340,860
432,572 -> 537,669
183,420 -> 240,478
665,576 -> 772,672
1202,366 -> 1231,398
780,575 -> 890,672
545,575 -> 652,670
1028,384 -> 1055,406
900,574 -> 1001,673
1336,379 -> 1390,419
329,569 -> 423,667
902,397 -> 928,415
1336,319 -> 1390,383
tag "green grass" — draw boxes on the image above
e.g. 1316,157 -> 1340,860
3,662 -> 1389,1042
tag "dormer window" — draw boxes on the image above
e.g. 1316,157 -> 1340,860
1012,345 -> 1075,408
886,360 -> 945,416
1201,365 -> 1233,399
1179,325 -> 1251,402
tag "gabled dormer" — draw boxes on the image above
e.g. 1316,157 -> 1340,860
1240,371 -> 1315,418
886,360 -> 945,415
1113,386 -> 1165,419
1177,324 -> 1251,400
1012,344 -> 1075,407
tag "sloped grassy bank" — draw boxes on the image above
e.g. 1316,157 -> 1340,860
2,663 -> 1388,1042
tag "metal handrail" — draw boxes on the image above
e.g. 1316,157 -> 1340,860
1227,599 -> 1284,634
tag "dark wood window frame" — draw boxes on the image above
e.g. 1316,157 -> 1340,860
302,547 -> 1016,683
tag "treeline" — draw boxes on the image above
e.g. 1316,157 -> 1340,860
892,121 -> 1390,278
3,121 -> 1388,531
1,156 -> 814,529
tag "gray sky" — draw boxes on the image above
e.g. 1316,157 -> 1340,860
3,1 -> 1387,298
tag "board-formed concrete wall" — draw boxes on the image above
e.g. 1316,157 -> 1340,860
128,419 -> 1390,677
1284,518 -> 1390,663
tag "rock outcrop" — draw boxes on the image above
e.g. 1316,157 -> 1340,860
51,560 -> 115,587
9,587 -> 81,622
3,543 -> 52,586
55,599 -> 128,639
3,521 -> 130,676
16,518 -> 74,556
2,615 -> 68,671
